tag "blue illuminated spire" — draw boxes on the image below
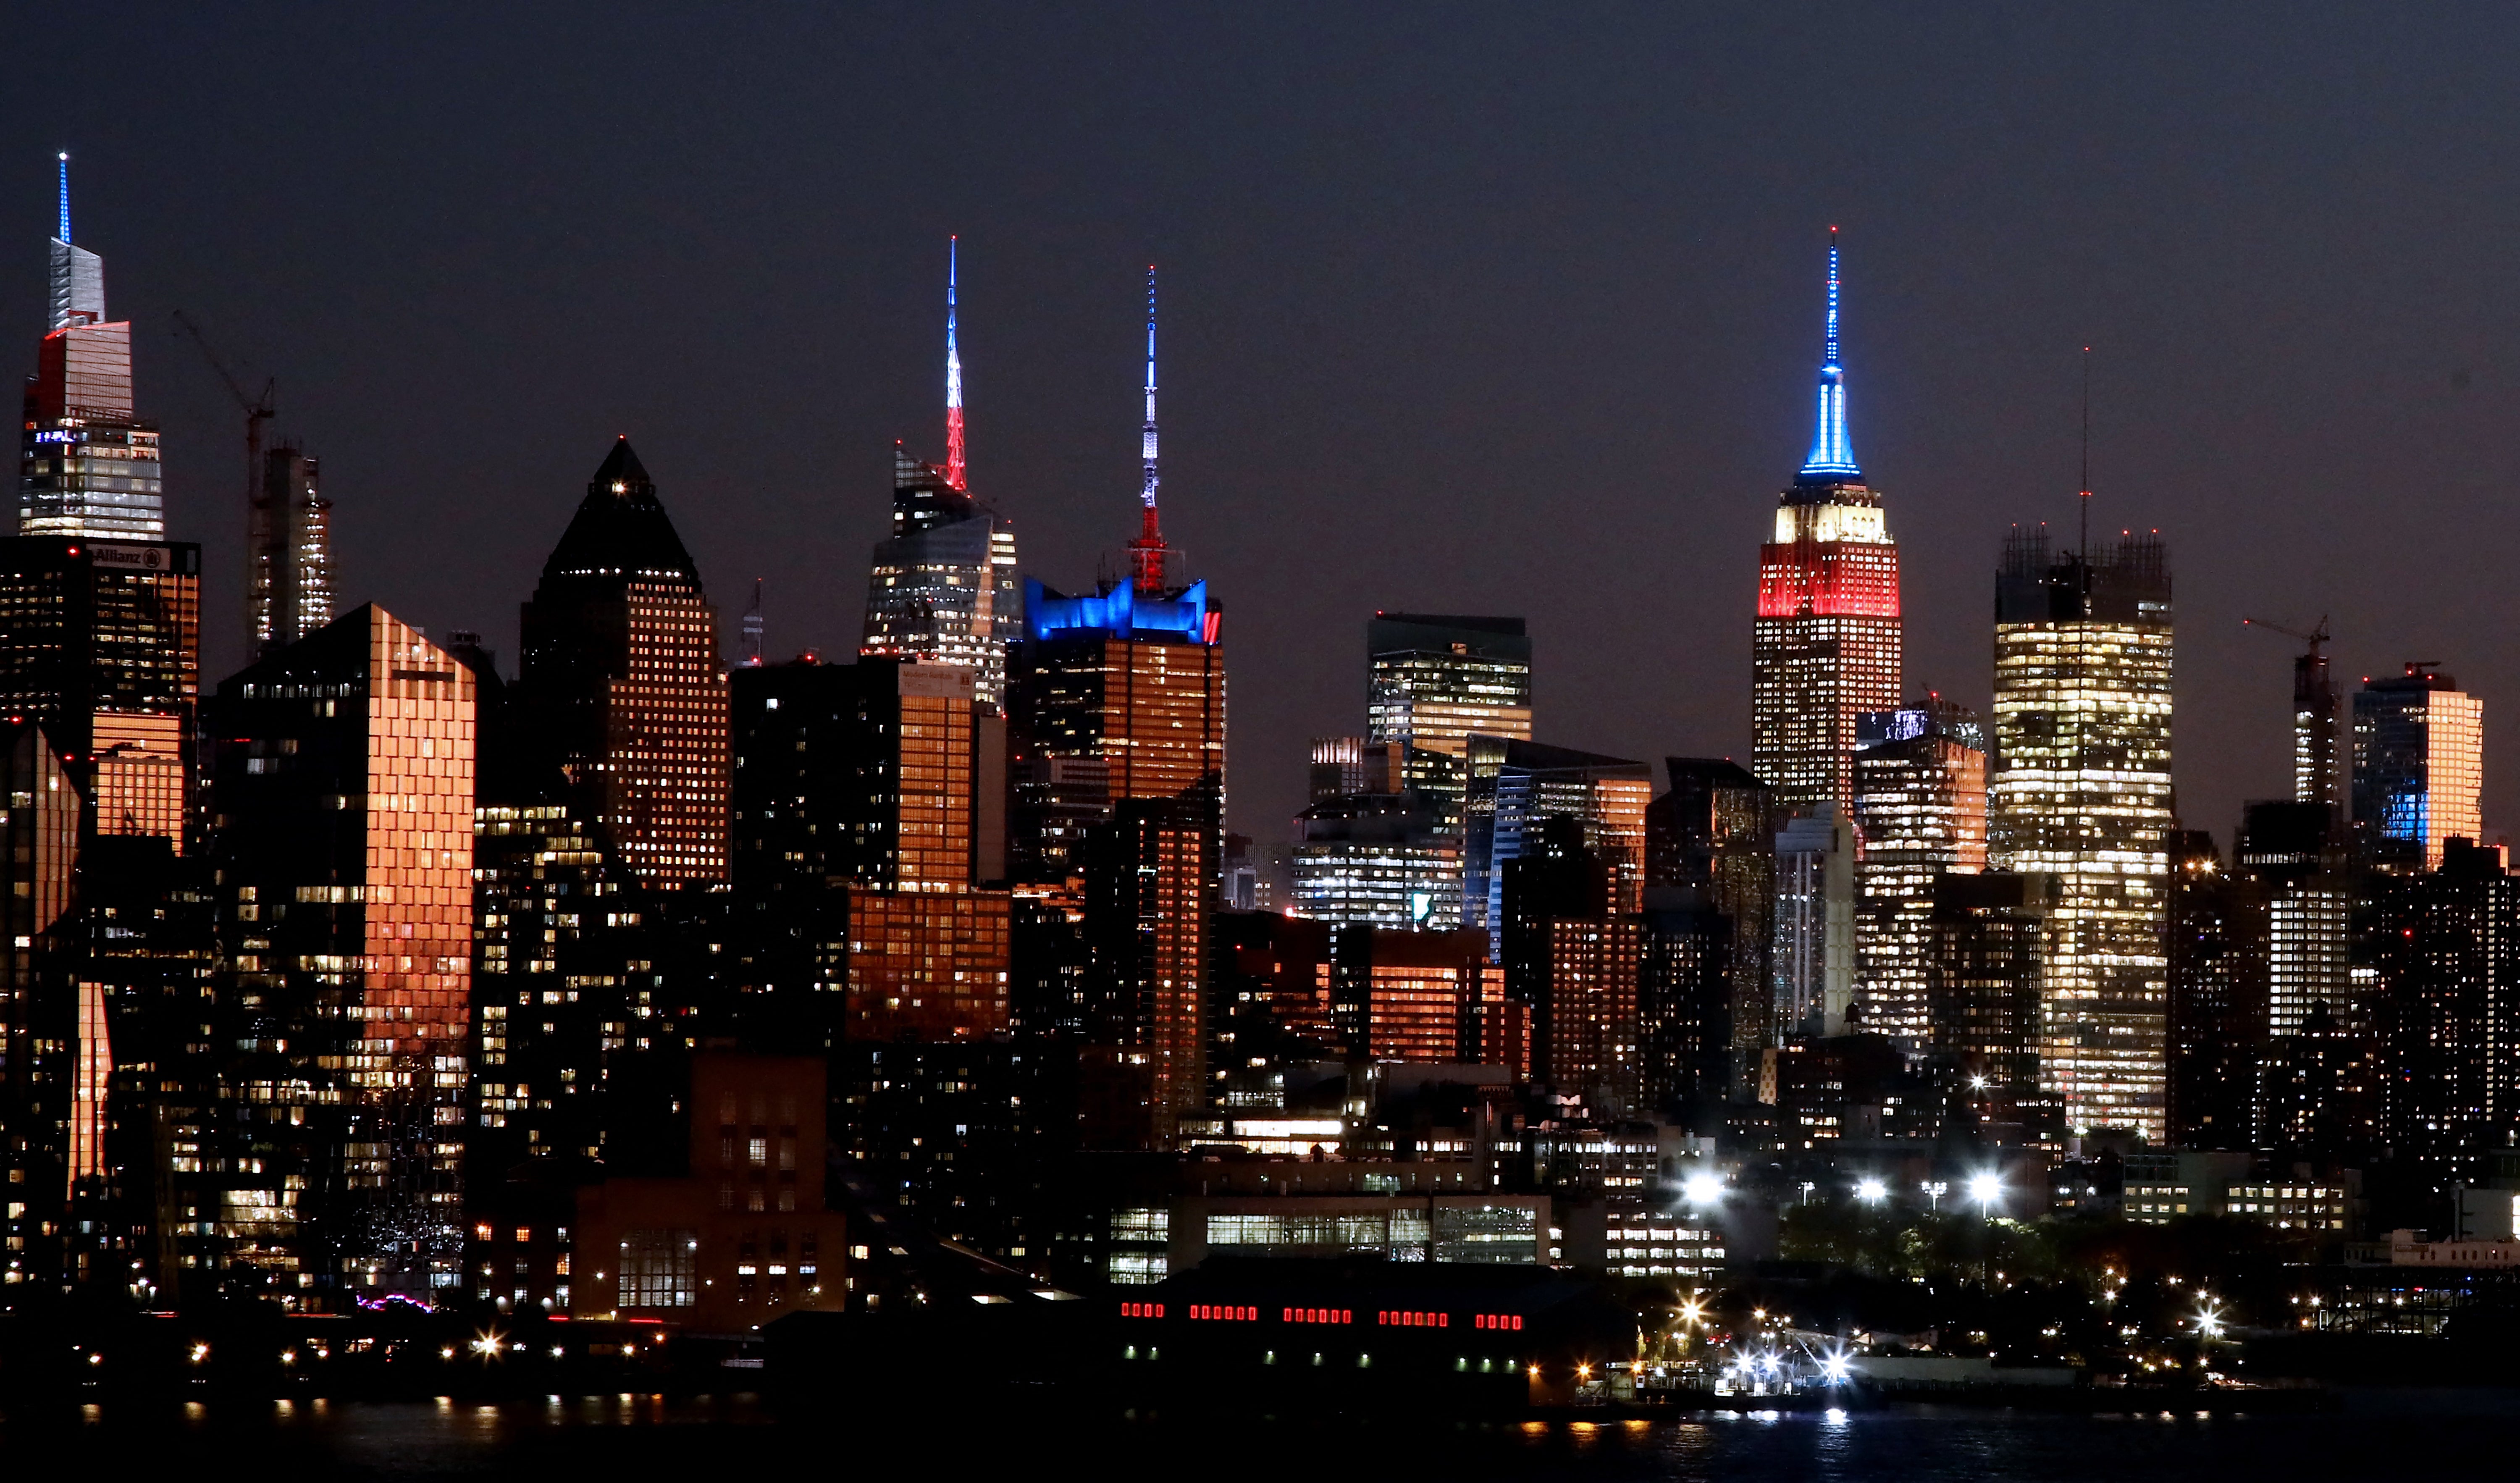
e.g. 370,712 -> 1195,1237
56,152 -> 70,243
1797,227 -> 1862,484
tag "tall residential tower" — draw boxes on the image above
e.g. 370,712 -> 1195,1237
1752,231 -> 1901,816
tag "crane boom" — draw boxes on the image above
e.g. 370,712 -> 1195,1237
172,311 -> 280,654
2242,615 -> 2330,654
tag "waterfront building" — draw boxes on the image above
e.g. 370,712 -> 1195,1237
21,158 -> 163,541
517,438 -> 729,888
2352,663 -> 2483,872
1851,701 -> 1985,1045
1367,614 -> 1532,808
860,242 -> 1019,708
1990,527 -> 2174,1141
205,606 -> 475,1302
572,1053 -> 843,1329
1751,232 -> 1901,816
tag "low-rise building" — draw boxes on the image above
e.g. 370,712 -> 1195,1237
573,1053 -> 845,1331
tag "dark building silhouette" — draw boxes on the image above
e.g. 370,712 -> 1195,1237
1646,759 -> 1774,1097
2362,839 -> 2520,1180
1634,889 -> 1734,1120
2165,829 -> 2260,1150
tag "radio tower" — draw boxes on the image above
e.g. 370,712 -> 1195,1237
944,236 -> 966,492
1127,265 -> 1169,593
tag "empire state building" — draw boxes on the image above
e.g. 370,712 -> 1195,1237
1751,232 -> 1902,816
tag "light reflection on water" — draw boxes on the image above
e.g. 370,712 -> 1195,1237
7,1392 -> 2519,1479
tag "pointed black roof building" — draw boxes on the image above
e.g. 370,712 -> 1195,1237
518,438 -> 729,887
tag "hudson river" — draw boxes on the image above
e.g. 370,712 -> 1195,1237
8,1390 -> 2513,1478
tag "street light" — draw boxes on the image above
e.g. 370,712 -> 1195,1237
1968,1173 -> 2002,1212
1683,1173 -> 1725,1208
1856,1178 -> 1887,1204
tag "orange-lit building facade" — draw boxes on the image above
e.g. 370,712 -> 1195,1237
0,718 -> 87,1290
1318,925 -> 1513,1065
207,606 -> 475,1304
574,1053 -> 844,1332
1014,577 -> 1225,1144
1544,918 -> 1643,1107
730,657 -> 1012,1043
520,439 -> 728,888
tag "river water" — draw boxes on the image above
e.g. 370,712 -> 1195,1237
8,1389 -> 2513,1478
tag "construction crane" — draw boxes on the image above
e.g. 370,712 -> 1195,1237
172,310 -> 276,648
2243,614 -> 2342,817
2242,614 -> 2330,654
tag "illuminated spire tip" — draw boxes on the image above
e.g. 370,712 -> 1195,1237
1797,226 -> 1862,484
944,236 -> 966,491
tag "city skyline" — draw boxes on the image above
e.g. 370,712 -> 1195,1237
13,11 -> 2520,1446
15,8 -> 2520,858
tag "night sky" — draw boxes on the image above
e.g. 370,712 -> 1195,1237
10,5 -> 2520,848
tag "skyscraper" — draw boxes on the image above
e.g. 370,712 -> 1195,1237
1751,231 -> 1901,816
1005,294 -> 1226,1143
1366,614 -> 1533,807
2352,663 -> 2483,872
20,157 -> 163,541
1990,528 -> 2174,1140
518,438 -> 730,888
249,444 -> 336,658
205,606 -> 475,1302
861,241 -> 1019,708
1851,700 -> 1988,1046
1014,576 -> 1225,1142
